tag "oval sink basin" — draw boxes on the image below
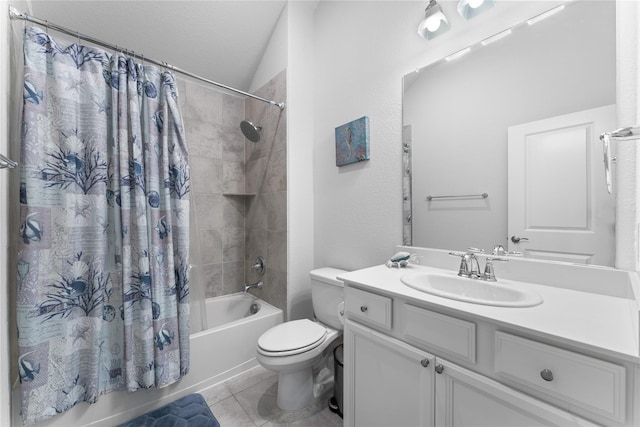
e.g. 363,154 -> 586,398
400,271 -> 543,307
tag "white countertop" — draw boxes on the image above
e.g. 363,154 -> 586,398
339,263 -> 640,363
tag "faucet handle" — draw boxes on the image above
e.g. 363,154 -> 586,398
492,245 -> 506,255
252,256 -> 266,275
449,251 -> 471,277
467,247 -> 485,254
483,257 -> 508,282
492,244 -> 524,257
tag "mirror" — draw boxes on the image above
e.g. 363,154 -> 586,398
403,1 -> 616,266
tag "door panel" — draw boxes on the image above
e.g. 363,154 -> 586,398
507,105 -> 616,265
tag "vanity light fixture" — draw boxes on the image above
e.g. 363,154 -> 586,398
457,0 -> 495,20
418,0 -> 450,40
527,5 -> 566,26
481,29 -> 512,46
445,47 -> 471,62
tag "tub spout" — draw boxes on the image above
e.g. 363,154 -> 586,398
244,280 -> 264,293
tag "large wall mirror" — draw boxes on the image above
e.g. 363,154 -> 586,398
403,0 -> 616,266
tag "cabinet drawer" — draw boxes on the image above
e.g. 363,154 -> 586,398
403,304 -> 476,364
494,332 -> 626,423
344,287 -> 392,330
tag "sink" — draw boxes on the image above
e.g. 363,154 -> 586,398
400,271 -> 543,307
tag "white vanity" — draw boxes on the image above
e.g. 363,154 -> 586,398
339,247 -> 640,427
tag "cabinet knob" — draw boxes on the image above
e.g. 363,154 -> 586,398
360,305 -> 368,313
540,369 -> 554,382
420,359 -> 430,368
435,364 -> 444,374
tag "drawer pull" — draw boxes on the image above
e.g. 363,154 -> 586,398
360,305 -> 368,312
435,364 -> 444,374
540,369 -> 554,382
420,359 -> 430,368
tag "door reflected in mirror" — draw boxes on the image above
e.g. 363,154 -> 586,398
403,0 -> 616,266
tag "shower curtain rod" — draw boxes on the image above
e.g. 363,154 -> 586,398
8,6 -> 286,110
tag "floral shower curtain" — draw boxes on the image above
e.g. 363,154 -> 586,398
17,26 -> 190,424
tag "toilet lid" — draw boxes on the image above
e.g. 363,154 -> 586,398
258,319 -> 327,353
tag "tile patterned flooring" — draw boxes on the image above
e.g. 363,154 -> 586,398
199,365 -> 344,426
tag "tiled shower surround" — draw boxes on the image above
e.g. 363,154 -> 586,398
178,70 -> 288,318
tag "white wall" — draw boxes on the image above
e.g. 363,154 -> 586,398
249,4 -> 288,94
615,1 -> 640,271
286,1 -> 318,320
312,0 -> 638,272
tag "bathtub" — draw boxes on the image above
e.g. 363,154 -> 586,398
202,292 -> 266,330
13,293 -> 283,427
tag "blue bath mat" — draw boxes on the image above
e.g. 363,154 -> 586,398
117,393 -> 220,427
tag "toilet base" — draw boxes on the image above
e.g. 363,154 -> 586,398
276,367 -> 314,411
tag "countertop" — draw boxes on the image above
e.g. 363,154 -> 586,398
338,263 -> 640,363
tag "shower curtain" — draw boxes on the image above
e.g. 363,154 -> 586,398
16,26 -> 190,424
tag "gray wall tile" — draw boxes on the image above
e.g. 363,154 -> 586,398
180,71 -> 286,311
191,157 -> 222,194
223,260 -> 246,294
184,79 -> 223,124
223,161 -> 245,194
223,227 -> 245,262
243,71 -> 287,316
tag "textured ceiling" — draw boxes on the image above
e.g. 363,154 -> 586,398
26,1 -> 287,92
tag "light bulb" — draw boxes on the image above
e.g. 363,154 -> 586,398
424,14 -> 443,32
418,1 -> 450,40
468,0 -> 484,9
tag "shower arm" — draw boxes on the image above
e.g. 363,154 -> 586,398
8,6 -> 286,111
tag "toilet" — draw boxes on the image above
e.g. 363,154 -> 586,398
256,267 -> 347,411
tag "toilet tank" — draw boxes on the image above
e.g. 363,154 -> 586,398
310,268 -> 348,331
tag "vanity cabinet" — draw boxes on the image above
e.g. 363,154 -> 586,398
494,331 -> 626,423
345,319 -> 434,427
343,286 -> 610,427
434,359 -> 598,427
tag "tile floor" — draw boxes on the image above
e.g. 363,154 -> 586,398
199,365 -> 344,426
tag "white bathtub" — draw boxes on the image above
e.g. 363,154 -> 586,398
13,293 -> 283,427
203,292 -> 267,330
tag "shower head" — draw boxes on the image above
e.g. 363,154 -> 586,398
240,120 -> 262,143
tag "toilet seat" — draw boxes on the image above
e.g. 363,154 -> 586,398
258,319 -> 327,357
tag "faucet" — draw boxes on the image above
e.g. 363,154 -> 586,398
449,248 -> 507,282
459,250 -> 482,279
243,280 -> 264,293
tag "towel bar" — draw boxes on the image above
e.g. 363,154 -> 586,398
426,193 -> 488,201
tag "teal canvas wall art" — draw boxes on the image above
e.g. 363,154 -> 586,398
335,116 -> 370,166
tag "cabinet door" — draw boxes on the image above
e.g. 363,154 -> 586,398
344,319 -> 435,427
435,359 -> 598,427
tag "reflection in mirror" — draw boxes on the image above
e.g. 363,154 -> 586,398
403,0 -> 616,266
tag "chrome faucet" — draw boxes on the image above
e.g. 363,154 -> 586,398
243,280 -> 264,293
449,248 -> 507,282
458,250 -> 482,279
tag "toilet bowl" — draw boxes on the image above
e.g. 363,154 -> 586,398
256,268 -> 347,411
